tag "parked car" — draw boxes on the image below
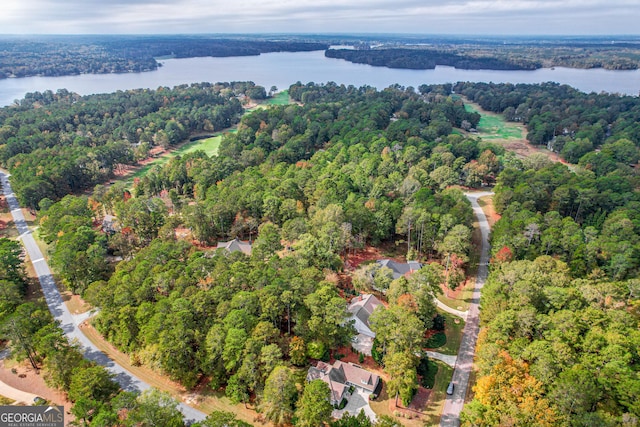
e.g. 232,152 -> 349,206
446,382 -> 455,395
33,396 -> 47,405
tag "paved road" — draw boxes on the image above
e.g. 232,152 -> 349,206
439,191 -> 493,427
0,171 -> 206,424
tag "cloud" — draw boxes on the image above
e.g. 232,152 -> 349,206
0,0 -> 638,34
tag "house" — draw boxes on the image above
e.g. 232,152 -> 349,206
347,294 -> 382,355
216,237 -> 252,255
102,215 -> 118,234
306,361 -> 381,405
376,259 -> 421,280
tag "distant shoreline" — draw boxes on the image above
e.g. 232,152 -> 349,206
2,34 -> 640,81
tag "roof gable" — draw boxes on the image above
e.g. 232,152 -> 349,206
334,361 -> 380,392
306,362 -> 347,403
348,294 -> 383,336
376,259 -> 421,279
216,237 -> 252,255
307,361 -> 380,395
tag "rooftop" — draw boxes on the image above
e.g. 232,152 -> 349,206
347,294 -> 383,337
216,237 -> 252,255
376,259 -> 421,279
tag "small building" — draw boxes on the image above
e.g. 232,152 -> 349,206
347,294 -> 383,355
306,361 -> 381,405
216,237 -> 252,255
376,259 -> 421,280
102,215 -> 118,234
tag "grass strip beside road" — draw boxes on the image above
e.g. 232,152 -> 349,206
437,311 -> 465,356
477,195 -> 499,228
420,361 -> 455,426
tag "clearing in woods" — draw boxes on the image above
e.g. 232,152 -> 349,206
463,100 -> 524,141
123,90 -> 292,183
463,99 -> 565,163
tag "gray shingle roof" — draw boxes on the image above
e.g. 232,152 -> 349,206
347,294 -> 383,336
216,237 -> 252,255
306,361 -> 380,401
376,259 -> 421,279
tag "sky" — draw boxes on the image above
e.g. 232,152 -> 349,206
1,0 -> 639,35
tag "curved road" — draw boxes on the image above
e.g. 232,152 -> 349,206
0,171 -> 206,424
439,191 -> 493,427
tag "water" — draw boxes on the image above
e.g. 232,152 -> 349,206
1,50 -> 638,106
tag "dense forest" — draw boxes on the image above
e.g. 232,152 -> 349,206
454,82 -> 640,163
462,173 -> 640,425
2,78 -> 640,426
2,35 -> 639,80
0,36 -> 329,79
11,81 -> 498,425
326,39 -> 640,71
0,236 -> 272,426
0,82 -> 267,208
457,86 -> 640,426
325,49 -> 539,70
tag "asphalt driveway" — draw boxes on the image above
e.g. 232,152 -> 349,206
332,388 -> 377,422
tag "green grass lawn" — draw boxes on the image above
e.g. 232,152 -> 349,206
464,103 -> 523,140
420,360 -> 454,425
128,134 -> 225,182
437,284 -> 473,312
267,90 -> 291,105
246,90 -> 292,112
129,162 -> 159,181
437,310 -> 465,356
181,135 -> 222,157
123,91 -> 287,184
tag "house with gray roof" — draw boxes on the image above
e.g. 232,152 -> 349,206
216,237 -> 252,255
306,361 -> 381,406
376,259 -> 421,280
347,294 -> 382,355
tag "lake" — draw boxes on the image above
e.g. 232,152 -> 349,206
1,50 -> 639,107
